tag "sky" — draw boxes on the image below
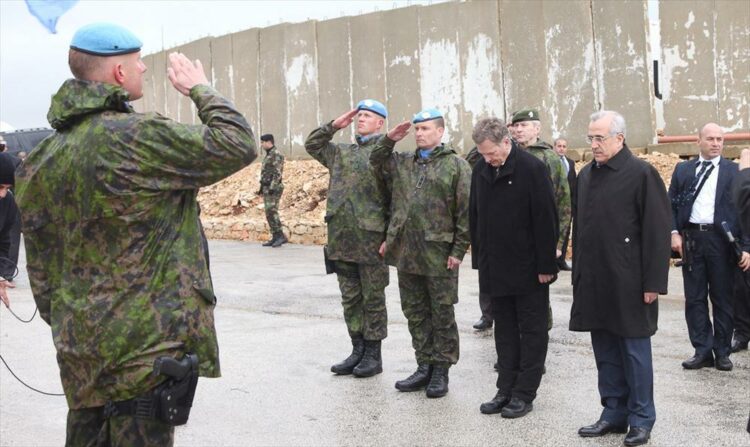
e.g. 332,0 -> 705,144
0,0 -> 441,130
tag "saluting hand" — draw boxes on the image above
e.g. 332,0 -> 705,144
332,109 -> 358,130
167,52 -> 210,96
387,121 -> 412,142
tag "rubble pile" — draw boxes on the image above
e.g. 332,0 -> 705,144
200,153 -> 685,244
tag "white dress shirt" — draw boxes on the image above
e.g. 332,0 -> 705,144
689,156 -> 720,224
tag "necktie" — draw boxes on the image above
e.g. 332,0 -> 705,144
689,161 -> 712,195
561,156 -> 569,175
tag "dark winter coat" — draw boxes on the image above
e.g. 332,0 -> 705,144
469,145 -> 558,297
569,145 -> 671,338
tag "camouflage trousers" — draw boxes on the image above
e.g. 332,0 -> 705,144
263,191 -> 283,234
66,407 -> 173,447
336,260 -> 389,341
397,271 -> 459,367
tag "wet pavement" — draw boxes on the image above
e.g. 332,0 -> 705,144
1,240 -> 749,446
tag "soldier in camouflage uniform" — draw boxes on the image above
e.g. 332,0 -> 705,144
304,99 -> 391,378
15,23 -> 257,446
258,133 -> 287,247
370,108 -> 471,398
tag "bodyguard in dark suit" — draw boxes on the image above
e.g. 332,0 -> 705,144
731,148 -> 750,354
469,118 -> 558,419
570,111 -> 671,447
554,138 -> 576,270
733,149 -> 750,434
668,123 -> 750,372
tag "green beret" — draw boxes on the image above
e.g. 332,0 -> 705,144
511,109 -> 540,124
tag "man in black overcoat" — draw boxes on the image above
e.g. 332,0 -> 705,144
469,118 -> 558,419
570,111 -> 671,447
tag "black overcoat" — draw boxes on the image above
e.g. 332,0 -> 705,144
569,145 -> 671,338
470,145 -> 559,297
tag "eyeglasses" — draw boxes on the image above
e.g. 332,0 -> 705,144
586,134 -> 616,144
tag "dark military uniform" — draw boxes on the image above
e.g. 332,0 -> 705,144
16,79 -> 256,444
260,145 -> 285,235
304,122 -> 390,342
370,137 -> 471,367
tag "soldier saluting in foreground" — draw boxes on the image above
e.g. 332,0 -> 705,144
15,23 -> 257,445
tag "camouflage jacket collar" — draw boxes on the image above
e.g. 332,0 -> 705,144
356,133 -> 382,146
412,143 -> 455,163
47,79 -> 134,130
264,145 -> 278,155
524,139 -> 553,151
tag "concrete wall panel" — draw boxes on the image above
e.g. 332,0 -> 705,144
284,21 -> 319,157
715,0 -> 750,132
499,0 -> 548,129
210,34 -> 234,102
592,0 -> 653,146
660,1 -> 718,134
231,28 -> 260,138
458,0 -> 504,151
316,16 -> 353,142
545,1 -> 598,146
418,2 -> 464,148
349,10 -> 387,134
383,6 -> 421,147
258,24 -> 288,154
150,51 -> 167,116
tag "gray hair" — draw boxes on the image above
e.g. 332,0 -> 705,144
472,117 -> 510,145
590,110 -> 626,137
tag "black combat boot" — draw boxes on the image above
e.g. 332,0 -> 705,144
395,364 -> 432,391
352,340 -> 382,377
261,234 -> 276,246
425,366 -> 449,398
331,337 -> 365,375
271,232 -> 288,247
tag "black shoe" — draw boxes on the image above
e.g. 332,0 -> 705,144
480,391 -> 510,414
624,427 -> 651,446
271,233 -> 288,247
681,354 -> 714,369
500,397 -> 533,418
352,340 -> 383,377
715,356 -> 733,371
473,317 -> 493,331
577,420 -> 628,437
331,337 -> 364,375
261,236 -> 276,246
395,364 -> 432,392
425,367 -> 449,398
731,338 -> 749,353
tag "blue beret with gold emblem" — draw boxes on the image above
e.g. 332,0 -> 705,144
356,99 -> 388,118
412,108 -> 443,124
70,23 -> 143,56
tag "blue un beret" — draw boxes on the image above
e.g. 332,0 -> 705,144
356,99 -> 388,118
412,108 -> 443,124
70,23 -> 143,56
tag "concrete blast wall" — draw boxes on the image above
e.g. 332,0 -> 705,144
137,0 -> 748,158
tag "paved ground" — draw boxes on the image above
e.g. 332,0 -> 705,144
1,240 -> 749,446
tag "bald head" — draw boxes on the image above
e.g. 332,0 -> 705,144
697,122 -> 724,160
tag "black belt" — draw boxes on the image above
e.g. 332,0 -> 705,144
102,394 -> 157,419
686,223 -> 714,232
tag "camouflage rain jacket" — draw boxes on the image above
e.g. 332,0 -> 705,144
525,140 -> 571,250
15,79 -> 257,409
370,137 -> 471,277
304,122 -> 390,265
260,145 -> 284,194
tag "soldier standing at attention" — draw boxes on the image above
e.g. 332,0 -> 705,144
15,23 -> 257,445
258,133 -> 287,247
304,100 -> 391,378
370,109 -> 472,398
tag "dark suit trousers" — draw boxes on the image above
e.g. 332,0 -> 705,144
479,292 -> 492,321
591,330 -> 655,429
682,229 -> 735,357
733,270 -> 750,341
491,286 -> 549,403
